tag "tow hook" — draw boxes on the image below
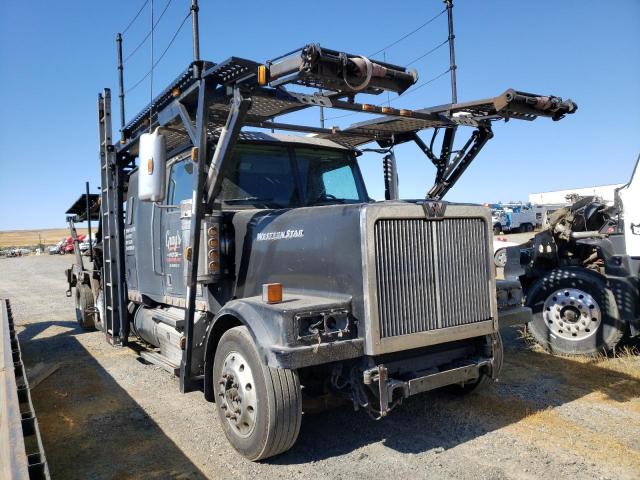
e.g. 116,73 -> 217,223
363,365 -> 406,418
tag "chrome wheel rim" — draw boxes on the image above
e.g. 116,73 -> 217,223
543,288 -> 601,341
495,249 -> 507,267
217,351 -> 257,438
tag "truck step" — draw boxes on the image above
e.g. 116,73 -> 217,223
139,350 -> 180,376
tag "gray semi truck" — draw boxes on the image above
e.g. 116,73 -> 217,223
71,40 -> 576,460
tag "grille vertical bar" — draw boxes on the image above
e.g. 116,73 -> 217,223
374,218 -> 492,338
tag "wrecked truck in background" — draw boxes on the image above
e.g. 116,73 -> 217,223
507,154 -> 640,356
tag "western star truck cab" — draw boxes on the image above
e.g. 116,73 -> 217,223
76,38 -> 575,460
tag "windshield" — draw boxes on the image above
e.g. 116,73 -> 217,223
217,143 -> 367,208
295,148 -> 366,206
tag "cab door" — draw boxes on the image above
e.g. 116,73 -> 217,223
161,157 -> 194,296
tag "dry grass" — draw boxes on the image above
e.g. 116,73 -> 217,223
516,325 -> 640,378
0,228 -> 87,248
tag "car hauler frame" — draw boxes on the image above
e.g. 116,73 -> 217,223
92,44 -> 575,458
89,3 -> 575,456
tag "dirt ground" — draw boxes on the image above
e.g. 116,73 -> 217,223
1,254 -> 639,480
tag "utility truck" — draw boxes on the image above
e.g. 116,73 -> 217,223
506,155 -> 640,356
73,22 -> 576,458
491,203 -> 537,234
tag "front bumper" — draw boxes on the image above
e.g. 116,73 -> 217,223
270,338 -> 364,369
364,357 -> 493,416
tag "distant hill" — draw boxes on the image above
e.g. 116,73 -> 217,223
0,228 -> 88,248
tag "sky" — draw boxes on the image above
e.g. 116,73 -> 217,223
0,0 -> 639,230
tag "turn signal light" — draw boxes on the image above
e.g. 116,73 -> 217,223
147,158 -> 154,174
262,283 -> 283,304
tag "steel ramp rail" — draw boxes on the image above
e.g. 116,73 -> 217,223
316,89 -> 578,148
115,44 -> 576,156
0,299 -> 50,479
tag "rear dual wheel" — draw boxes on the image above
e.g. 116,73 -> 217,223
74,284 -> 96,330
213,326 -> 302,461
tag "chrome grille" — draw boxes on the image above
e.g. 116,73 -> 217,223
374,218 -> 492,338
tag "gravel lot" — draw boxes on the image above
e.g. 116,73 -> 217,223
1,254 -> 639,480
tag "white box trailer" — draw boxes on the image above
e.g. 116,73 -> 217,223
529,183 -> 624,206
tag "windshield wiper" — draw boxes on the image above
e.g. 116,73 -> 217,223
224,197 -> 275,204
308,195 -> 348,206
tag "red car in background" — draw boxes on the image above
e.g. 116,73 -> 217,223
60,235 -> 86,254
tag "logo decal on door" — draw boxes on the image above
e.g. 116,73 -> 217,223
165,230 -> 183,266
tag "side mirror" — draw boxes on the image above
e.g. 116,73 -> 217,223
138,127 -> 167,202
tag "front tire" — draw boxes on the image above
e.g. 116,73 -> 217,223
525,268 -> 625,355
213,326 -> 302,461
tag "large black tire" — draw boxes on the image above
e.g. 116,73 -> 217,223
526,268 -> 626,356
493,223 -> 502,235
75,283 -> 96,330
213,326 -> 302,461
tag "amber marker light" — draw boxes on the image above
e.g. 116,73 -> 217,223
262,283 -> 283,304
147,158 -> 154,175
258,65 -> 268,85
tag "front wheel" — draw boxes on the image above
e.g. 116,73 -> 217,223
213,326 -> 302,461
526,268 -> 626,355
